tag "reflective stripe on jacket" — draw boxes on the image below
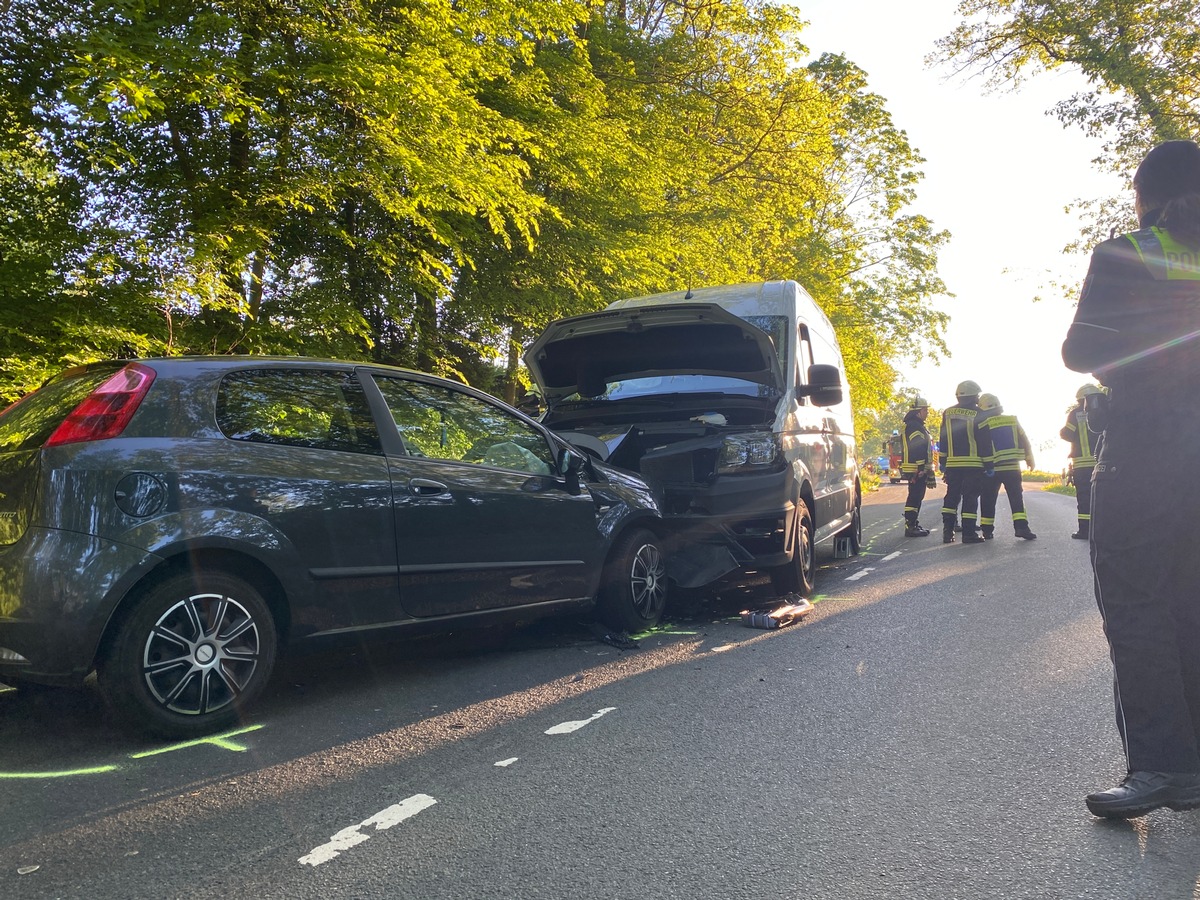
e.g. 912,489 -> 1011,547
977,413 -> 1031,471
1060,406 -> 1098,467
939,406 -> 987,468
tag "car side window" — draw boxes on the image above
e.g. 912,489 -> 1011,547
372,376 -> 555,476
216,370 -> 382,454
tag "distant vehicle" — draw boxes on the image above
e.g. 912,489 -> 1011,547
527,280 -> 861,599
0,357 -> 666,737
884,432 -> 903,484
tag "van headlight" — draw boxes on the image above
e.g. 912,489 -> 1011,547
717,432 -> 780,473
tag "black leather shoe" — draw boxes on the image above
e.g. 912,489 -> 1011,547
904,525 -> 930,537
1085,771 -> 1200,819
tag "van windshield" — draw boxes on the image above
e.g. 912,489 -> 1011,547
565,374 -> 779,402
741,314 -> 789,374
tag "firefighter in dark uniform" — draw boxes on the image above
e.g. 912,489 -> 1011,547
1060,384 -> 1103,539
1062,140 -> 1200,819
938,380 -> 992,544
974,393 -> 1037,540
900,396 -> 935,536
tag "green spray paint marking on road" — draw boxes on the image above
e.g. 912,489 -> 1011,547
630,623 -> 699,640
0,724 -> 265,780
130,724 -> 264,758
0,764 -> 119,779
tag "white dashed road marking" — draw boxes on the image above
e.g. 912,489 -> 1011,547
495,757 -> 519,767
545,707 -> 616,735
882,551 -> 902,562
845,568 -> 875,582
299,794 -> 437,866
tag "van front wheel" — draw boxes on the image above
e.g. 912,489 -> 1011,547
771,500 -> 816,597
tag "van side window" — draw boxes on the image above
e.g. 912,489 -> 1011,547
796,324 -> 815,405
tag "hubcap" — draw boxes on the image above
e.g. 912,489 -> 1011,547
630,543 -> 667,620
141,592 -> 261,716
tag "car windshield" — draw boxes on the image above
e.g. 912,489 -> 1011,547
562,373 -> 778,402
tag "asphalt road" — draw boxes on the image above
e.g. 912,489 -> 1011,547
4,482 -> 1200,899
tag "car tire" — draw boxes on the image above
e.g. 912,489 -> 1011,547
99,570 -> 278,739
596,528 -> 668,633
770,499 -> 816,597
838,502 -> 862,555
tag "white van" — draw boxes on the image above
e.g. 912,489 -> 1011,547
525,280 -> 862,597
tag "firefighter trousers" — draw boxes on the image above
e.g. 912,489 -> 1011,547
903,474 -> 927,525
1074,464 -> 1094,527
941,468 -> 982,531
979,469 -> 1027,532
1092,462 -> 1200,772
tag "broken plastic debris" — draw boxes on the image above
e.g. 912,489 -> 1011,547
690,412 -> 727,426
740,597 -> 813,629
18,866 -> 39,875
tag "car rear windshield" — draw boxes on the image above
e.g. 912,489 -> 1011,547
0,365 -> 123,453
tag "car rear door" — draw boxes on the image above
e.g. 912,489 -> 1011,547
366,373 -> 602,617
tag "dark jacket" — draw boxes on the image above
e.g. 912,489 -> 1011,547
900,410 -> 930,474
1062,211 -> 1200,465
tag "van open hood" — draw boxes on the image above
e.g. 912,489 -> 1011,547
524,303 -> 784,401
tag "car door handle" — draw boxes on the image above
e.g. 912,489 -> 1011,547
409,478 -> 449,496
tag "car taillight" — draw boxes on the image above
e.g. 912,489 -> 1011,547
44,363 -> 156,447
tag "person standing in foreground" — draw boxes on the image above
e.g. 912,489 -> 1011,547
1060,384 -> 1104,539
1062,140 -> 1200,819
900,396 -> 934,536
974,393 -> 1037,540
938,380 -> 991,544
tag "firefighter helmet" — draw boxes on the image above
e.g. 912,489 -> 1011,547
910,396 -> 930,410
956,380 -> 982,399
978,393 -> 1002,412
1076,383 -> 1103,401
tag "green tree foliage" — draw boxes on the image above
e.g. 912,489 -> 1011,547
0,0 -> 950,442
934,0 -> 1200,244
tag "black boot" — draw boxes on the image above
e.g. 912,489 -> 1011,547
1071,521 -> 1090,540
1014,521 -> 1037,540
942,523 -> 956,544
961,527 -> 985,544
981,526 -> 994,540
1086,771 -> 1200,819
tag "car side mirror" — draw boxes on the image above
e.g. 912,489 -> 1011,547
557,446 -> 586,476
797,363 -> 843,407
557,446 -> 586,494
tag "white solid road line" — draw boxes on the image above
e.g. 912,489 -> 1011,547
544,707 -> 617,735
299,794 -> 438,867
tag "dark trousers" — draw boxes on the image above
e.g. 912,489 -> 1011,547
903,474 -> 927,524
1074,464 -> 1094,525
1092,464 -> 1200,772
941,468 -> 982,531
979,469 -> 1027,532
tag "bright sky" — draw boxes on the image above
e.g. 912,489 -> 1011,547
797,0 -> 1124,465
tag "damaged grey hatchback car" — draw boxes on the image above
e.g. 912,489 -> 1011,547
0,357 -> 666,737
